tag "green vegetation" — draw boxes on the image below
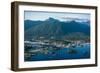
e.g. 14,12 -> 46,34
25,18 -> 90,41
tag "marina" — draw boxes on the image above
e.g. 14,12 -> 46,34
24,40 -> 90,61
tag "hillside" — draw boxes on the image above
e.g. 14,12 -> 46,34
24,17 -> 90,40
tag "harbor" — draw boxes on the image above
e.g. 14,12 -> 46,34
24,39 -> 90,61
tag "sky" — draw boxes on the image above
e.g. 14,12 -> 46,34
24,11 -> 90,22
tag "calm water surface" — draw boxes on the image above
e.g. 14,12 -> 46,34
25,43 -> 90,61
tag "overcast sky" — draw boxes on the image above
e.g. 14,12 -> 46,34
24,11 -> 90,21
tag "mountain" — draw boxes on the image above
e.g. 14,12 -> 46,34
24,17 -> 90,40
24,20 -> 43,30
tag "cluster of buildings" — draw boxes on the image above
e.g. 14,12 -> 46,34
25,39 -> 85,50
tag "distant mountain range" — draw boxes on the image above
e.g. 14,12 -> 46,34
24,17 -> 90,40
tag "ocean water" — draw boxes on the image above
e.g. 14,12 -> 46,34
25,43 -> 90,61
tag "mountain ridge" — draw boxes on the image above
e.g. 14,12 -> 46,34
24,17 -> 90,40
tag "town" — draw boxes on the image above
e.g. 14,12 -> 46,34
24,38 -> 90,60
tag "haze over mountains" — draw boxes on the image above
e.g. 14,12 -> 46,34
24,17 -> 90,40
